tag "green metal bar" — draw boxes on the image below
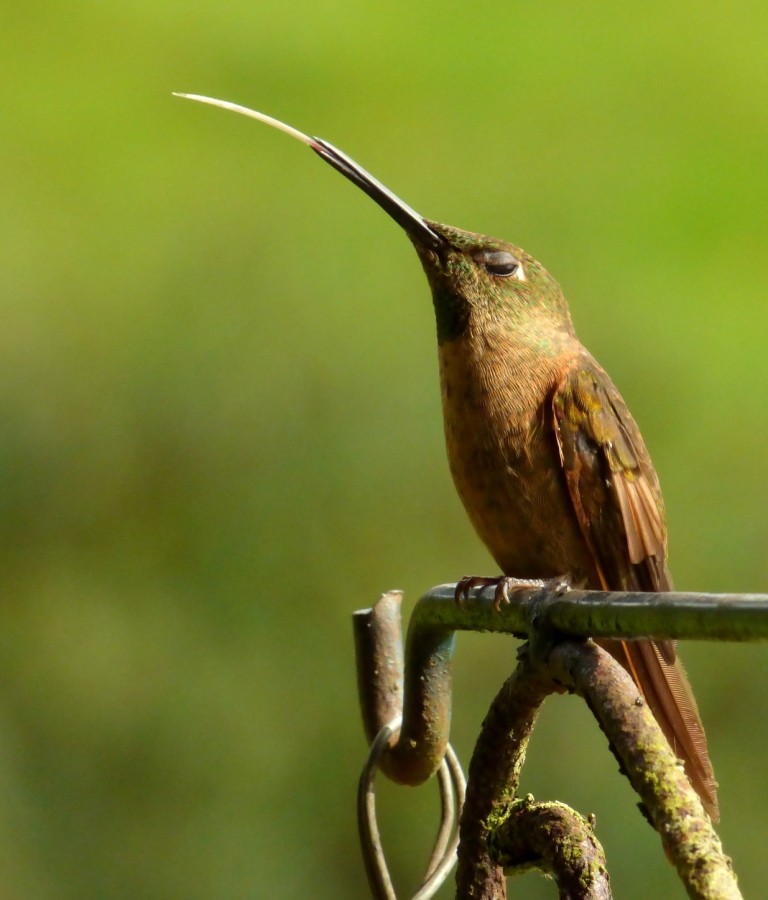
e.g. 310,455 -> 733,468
354,584 -> 768,786
410,584 -> 768,642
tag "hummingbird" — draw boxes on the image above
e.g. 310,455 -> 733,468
175,93 -> 719,820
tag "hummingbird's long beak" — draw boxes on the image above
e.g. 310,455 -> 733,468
174,94 -> 446,253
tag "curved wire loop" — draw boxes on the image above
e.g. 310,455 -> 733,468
357,717 -> 466,900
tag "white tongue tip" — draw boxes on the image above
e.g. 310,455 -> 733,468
172,93 -> 312,146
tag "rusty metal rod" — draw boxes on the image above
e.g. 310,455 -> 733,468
354,585 -> 768,787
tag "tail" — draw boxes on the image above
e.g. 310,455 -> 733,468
599,638 -> 719,821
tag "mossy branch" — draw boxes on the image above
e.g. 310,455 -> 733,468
490,796 -> 611,900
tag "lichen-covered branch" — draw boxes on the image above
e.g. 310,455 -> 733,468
455,646 -> 557,899
548,640 -> 741,900
490,796 -> 611,900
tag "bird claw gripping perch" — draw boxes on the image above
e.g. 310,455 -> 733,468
455,574 -> 572,611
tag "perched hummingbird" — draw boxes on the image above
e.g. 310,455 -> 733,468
175,94 -> 718,820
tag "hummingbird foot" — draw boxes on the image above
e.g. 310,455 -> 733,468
454,575 -> 500,607
454,574 -> 572,610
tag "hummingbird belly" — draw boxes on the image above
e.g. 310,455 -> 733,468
447,416 -> 594,582
439,343 -> 597,584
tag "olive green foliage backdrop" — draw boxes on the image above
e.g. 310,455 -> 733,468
2,2 -> 767,897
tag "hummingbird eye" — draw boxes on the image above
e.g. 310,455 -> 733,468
475,250 -> 525,280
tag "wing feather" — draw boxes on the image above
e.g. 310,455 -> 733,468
552,359 -> 718,820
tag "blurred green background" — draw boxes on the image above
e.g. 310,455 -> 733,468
1,1 -> 767,897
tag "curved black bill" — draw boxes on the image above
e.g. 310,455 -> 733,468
174,93 -> 445,253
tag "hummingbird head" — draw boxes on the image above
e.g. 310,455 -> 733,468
411,222 -> 576,346
174,94 -> 576,350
